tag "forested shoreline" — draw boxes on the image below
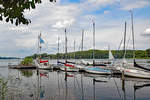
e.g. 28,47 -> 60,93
28,49 -> 150,59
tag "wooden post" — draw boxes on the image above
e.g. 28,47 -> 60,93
122,70 -> 125,92
122,70 -> 125,80
65,68 -> 67,81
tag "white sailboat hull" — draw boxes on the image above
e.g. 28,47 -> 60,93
38,65 -> 51,70
124,69 -> 150,79
35,60 -> 51,70
60,67 -> 78,72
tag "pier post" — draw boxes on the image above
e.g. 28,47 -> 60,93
122,70 -> 125,80
65,68 -> 67,81
122,70 -> 125,92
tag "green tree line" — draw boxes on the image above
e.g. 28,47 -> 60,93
28,49 -> 150,59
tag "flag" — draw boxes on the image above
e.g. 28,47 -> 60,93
39,33 -> 44,44
40,37 -> 44,44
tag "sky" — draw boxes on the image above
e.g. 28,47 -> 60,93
0,0 -> 150,57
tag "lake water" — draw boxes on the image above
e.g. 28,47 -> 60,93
0,59 -> 150,100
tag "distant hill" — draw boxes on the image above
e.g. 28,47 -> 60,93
0,57 -> 20,59
27,48 -> 150,59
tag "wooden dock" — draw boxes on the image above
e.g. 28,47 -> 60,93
9,65 -> 37,69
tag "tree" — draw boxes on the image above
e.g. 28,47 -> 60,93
135,50 -> 147,58
0,0 -> 56,26
41,53 -> 48,58
21,57 -> 33,66
146,49 -> 150,57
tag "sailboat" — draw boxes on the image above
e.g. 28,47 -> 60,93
122,11 -> 150,79
60,29 -> 78,72
35,33 -> 50,70
96,45 -> 115,67
107,45 -> 115,65
73,30 -> 87,71
62,30 -> 87,71
85,20 -> 112,75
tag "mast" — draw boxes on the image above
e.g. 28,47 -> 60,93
38,33 -> 40,54
37,33 -> 41,71
81,29 -> 84,51
57,36 -> 60,65
80,29 -> 84,59
38,33 -> 42,59
65,29 -> 67,64
74,39 -> 76,62
92,20 -> 95,65
39,33 -> 42,54
123,21 -> 127,59
130,11 -> 135,62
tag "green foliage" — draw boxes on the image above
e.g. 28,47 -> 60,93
29,49 -> 150,59
21,57 -> 33,66
32,53 -> 38,59
0,78 -> 8,100
41,53 -> 48,58
146,49 -> 150,57
135,50 -> 148,58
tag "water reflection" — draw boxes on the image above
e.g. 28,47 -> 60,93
20,70 -> 34,78
123,77 -> 150,100
0,0 -> 55,25
36,70 -> 49,100
1,68 -> 150,100
92,75 -> 109,100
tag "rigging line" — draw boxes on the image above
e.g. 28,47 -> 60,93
93,78 -> 96,100
125,27 -> 132,56
118,38 -> 123,51
60,73 -> 65,98
79,40 -> 82,51
65,79 -> 68,100
60,73 -> 64,89
75,74 -> 81,90
115,38 -> 123,59
81,74 -> 84,100
73,73 -> 76,89
130,10 -> 135,60
112,78 -> 123,100
57,72 -> 60,96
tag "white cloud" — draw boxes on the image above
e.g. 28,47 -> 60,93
80,0 -> 117,12
0,0 -> 150,57
9,26 -> 30,32
144,28 -> 150,34
52,19 -> 75,29
15,38 -> 36,48
86,0 -> 116,6
120,0 -> 150,10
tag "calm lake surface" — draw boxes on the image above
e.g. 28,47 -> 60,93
0,59 -> 150,100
